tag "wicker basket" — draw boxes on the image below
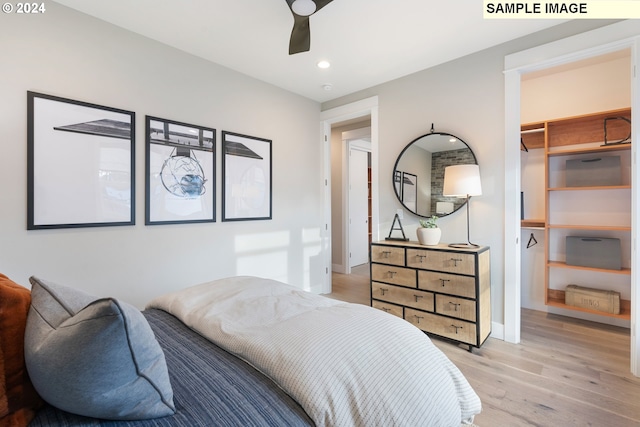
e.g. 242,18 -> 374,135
565,284 -> 620,314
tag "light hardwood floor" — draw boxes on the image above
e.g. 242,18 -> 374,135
328,268 -> 640,427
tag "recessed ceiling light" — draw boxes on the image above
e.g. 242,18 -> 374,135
317,60 -> 331,69
322,84 -> 333,91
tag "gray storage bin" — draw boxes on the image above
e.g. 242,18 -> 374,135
566,156 -> 621,187
566,236 -> 621,270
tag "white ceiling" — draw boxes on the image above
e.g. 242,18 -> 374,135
52,0 -> 567,103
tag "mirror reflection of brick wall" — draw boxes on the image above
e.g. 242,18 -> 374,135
431,149 -> 476,214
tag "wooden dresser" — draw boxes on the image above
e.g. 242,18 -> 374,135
370,241 -> 491,350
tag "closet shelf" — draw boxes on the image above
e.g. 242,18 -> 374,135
547,290 -> 631,320
547,224 -> 631,231
547,143 -> 631,157
547,261 -> 631,275
548,185 -> 630,191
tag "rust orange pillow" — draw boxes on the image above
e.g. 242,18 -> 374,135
0,273 -> 42,427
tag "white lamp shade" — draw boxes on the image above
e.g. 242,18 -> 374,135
292,0 -> 316,16
443,164 -> 482,197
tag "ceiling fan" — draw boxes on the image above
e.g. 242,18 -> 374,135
286,0 -> 334,55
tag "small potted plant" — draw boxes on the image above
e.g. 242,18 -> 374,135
417,215 -> 441,245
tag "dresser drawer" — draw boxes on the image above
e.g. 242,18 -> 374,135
418,270 -> 476,299
406,249 -> 437,268
405,309 -> 477,345
435,294 -> 476,322
372,299 -> 404,319
407,249 -> 475,275
371,263 -> 416,288
372,282 -> 434,312
371,245 -> 405,266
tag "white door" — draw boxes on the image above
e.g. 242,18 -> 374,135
349,145 -> 369,267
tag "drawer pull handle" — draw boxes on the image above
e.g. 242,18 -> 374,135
451,325 -> 463,334
380,288 -> 388,296
387,271 -> 397,278
450,258 -> 463,267
413,295 -> 424,302
416,254 -> 427,263
382,307 -> 391,312
381,250 -> 392,258
448,302 -> 461,311
439,278 -> 450,287
414,315 -> 424,324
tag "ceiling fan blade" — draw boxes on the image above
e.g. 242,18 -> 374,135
313,0 -> 334,12
289,14 -> 310,54
285,0 -> 334,55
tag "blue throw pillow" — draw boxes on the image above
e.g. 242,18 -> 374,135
25,277 -> 175,420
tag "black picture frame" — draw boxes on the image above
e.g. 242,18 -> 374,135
145,116 -> 216,225
27,91 -> 135,230
222,131 -> 272,221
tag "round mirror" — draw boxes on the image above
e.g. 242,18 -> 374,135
393,131 -> 477,218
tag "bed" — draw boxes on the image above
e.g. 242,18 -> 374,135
29,308 -> 313,427
1,273 -> 481,427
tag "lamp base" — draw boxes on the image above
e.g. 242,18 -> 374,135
448,242 -> 480,249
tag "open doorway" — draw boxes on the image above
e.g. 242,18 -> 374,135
319,96 -> 379,294
331,125 -> 371,274
503,22 -> 639,375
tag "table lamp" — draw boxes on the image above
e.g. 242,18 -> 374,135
443,164 -> 482,248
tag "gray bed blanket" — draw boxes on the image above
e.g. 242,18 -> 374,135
28,309 -> 313,427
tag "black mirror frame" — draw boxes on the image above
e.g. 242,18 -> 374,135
392,130 -> 478,219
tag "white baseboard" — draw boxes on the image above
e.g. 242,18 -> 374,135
490,321 -> 505,340
332,264 -> 347,274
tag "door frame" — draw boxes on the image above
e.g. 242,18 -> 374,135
320,96 -> 379,293
503,21 -> 640,375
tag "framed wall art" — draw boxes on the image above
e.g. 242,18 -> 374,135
145,116 -> 216,225
222,131 -> 272,221
27,91 -> 135,230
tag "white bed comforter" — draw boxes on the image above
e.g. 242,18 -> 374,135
147,276 -> 481,427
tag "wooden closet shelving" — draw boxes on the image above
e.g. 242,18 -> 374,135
521,219 -> 545,228
521,107 -> 632,320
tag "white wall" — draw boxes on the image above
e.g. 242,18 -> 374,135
322,20 -> 620,331
0,3 -> 324,307
521,52 -> 631,123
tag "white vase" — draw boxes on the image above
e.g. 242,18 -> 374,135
417,227 -> 441,245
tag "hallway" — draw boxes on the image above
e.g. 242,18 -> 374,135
327,264 -> 369,305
